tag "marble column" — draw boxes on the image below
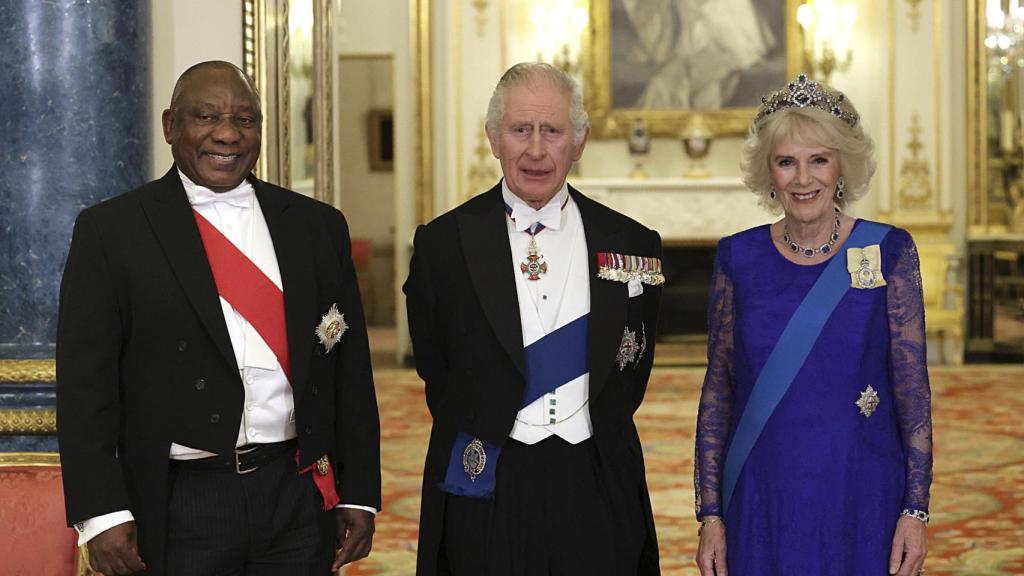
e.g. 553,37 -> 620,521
0,0 -> 151,358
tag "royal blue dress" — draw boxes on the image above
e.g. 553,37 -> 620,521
694,221 -> 933,575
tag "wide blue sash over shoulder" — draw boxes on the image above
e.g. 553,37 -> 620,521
441,314 -> 589,498
721,221 -> 891,513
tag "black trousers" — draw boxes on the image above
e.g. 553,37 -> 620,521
164,450 -> 336,575
440,436 -> 645,576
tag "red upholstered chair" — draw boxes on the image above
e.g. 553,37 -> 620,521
351,238 -> 375,323
350,237 -> 372,269
0,453 -> 86,575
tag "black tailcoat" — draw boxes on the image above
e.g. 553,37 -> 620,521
404,184 -> 662,575
56,168 -> 381,575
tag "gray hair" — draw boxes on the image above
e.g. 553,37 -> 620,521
169,60 -> 262,119
485,62 -> 589,144
740,104 -> 875,215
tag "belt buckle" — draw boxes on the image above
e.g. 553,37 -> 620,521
234,445 -> 259,475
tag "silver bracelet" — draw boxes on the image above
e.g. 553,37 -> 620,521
901,508 -> 929,524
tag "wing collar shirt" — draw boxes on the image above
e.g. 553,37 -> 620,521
502,180 -> 593,445
75,171 -> 372,545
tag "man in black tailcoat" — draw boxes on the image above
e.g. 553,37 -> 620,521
405,62 -> 664,576
57,61 -> 380,575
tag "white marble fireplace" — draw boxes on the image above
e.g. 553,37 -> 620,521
573,177 -> 773,243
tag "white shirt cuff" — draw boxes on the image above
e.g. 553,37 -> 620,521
74,510 -> 135,546
336,504 -> 378,515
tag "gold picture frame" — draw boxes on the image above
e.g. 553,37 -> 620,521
584,0 -> 803,138
242,0 -> 334,203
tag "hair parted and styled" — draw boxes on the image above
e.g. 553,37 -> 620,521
741,75 -> 875,214
485,62 -> 589,144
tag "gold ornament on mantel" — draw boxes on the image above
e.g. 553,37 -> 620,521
627,118 -> 651,179
681,113 -> 712,178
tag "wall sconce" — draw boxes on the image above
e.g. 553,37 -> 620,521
987,0 -> 1024,152
986,0 -> 1024,69
530,0 -> 588,76
289,0 -> 314,79
985,0 -> 1024,230
796,0 -> 857,84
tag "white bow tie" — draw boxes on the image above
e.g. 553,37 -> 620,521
510,200 -> 563,233
188,184 -> 254,209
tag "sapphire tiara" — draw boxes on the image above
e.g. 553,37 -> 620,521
753,74 -> 859,129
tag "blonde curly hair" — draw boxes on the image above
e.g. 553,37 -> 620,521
740,103 -> 875,215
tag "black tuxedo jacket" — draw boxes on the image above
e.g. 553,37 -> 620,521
56,168 -> 381,574
404,183 -> 662,575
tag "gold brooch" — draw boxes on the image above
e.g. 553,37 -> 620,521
314,303 -> 347,353
846,245 -> 886,289
316,454 -> 330,476
856,385 -> 880,417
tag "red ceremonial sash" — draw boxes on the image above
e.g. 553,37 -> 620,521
192,210 -> 291,381
192,209 -> 340,510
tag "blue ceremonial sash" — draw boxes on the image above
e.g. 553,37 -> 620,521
522,314 -> 589,407
440,314 -> 590,498
721,221 -> 891,513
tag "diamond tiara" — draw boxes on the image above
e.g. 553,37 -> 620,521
753,74 -> 859,130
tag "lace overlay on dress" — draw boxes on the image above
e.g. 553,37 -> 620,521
694,241 -> 735,519
693,230 -> 934,519
886,235 -> 934,512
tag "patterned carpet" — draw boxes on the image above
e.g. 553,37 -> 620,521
343,364 -> 1024,575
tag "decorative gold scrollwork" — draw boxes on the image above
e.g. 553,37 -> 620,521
0,359 -> 56,382
0,409 -> 57,434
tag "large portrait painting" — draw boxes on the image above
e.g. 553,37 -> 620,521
585,0 -> 802,138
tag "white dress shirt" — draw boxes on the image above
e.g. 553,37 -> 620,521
170,170 -> 296,459
503,181 -> 593,445
76,172 -> 372,545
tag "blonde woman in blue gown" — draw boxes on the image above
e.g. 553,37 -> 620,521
694,76 -> 933,576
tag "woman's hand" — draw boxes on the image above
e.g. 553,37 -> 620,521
889,515 -> 927,575
696,516 -> 728,575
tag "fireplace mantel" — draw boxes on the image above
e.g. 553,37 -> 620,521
573,177 -> 774,242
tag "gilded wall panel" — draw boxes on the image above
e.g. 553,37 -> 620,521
457,0 -> 503,204
886,0 -> 951,234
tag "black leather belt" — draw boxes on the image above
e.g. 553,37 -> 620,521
171,439 -> 297,475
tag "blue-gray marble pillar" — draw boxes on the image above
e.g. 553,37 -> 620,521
0,0 -> 151,358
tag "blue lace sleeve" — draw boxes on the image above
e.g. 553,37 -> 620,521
694,238 -> 735,520
886,231 -> 933,512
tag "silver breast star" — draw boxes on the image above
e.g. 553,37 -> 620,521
856,385 -> 880,418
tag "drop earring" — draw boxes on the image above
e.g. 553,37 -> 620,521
769,186 -> 777,200
836,177 -> 846,199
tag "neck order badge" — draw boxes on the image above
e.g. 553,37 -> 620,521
504,198 -> 570,281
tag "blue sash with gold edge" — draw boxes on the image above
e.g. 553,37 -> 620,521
440,314 -> 589,498
721,221 -> 891,513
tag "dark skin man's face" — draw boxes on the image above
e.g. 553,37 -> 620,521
162,67 -> 262,192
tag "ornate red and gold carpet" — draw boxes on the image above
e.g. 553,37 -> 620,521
343,365 -> 1024,575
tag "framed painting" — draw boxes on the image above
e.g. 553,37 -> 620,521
367,108 -> 395,172
584,0 -> 803,138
